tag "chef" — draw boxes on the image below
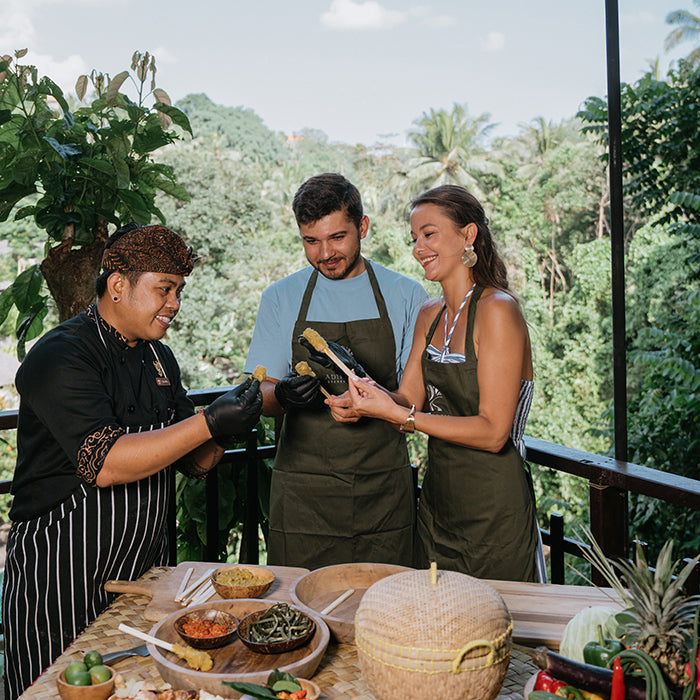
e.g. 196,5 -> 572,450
244,173 -> 428,569
2,223 -> 263,698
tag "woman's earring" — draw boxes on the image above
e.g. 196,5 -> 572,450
113,296 -> 118,302
462,243 -> 477,268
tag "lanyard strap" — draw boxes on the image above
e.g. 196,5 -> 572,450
441,284 -> 476,359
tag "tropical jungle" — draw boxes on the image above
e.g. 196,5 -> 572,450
0,17 -> 698,573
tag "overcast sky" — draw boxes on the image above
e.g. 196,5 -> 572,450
0,0 -> 692,146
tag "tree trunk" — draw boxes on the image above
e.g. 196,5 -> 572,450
39,220 -> 109,322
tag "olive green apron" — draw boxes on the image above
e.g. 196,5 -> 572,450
415,286 -> 538,581
268,261 -> 415,569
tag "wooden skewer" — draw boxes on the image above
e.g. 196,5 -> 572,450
173,567 -> 194,602
178,569 -> 215,604
118,623 -> 214,672
118,623 -> 174,652
302,328 -> 355,379
321,588 -> 355,615
295,361 -> 332,400
189,582 -> 216,606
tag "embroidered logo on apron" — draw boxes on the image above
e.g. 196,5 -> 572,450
427,384 -> 443,413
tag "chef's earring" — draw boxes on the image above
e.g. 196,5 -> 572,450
113,296 -> 119,302
462,243 -> 477,268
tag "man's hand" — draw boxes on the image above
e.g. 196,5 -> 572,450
274,372 -> 322,410
299,336 -> 367,377
203,377 -> 263,448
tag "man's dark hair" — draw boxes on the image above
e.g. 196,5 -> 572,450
94,223 -> 143,297
292,173 -> 363,230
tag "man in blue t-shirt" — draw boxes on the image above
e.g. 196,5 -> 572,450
245,173 -> 428,569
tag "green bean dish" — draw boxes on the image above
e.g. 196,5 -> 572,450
246,603 -> 313,644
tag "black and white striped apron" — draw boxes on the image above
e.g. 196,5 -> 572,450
3,341 -> 174,699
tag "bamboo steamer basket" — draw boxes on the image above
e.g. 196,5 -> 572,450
355,566 -> 512,700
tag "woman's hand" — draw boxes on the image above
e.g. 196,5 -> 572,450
343,375 -> 405,424
326,391 -> 362,423
326,375 -> 380,423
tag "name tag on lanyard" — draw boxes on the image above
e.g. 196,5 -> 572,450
150,348 -> 171,387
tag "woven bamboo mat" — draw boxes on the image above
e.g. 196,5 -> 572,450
20,567 -> 536,700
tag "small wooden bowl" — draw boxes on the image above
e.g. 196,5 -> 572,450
173,608 -> 239,649
56,667 -> 115,700
237,607 -> 316,655
211,565 -> 275,599
240,678 -> 321,700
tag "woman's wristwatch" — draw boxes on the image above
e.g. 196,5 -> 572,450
399,404 -> 416,433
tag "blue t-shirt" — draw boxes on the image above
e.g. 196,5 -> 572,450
244,262 -> 428,381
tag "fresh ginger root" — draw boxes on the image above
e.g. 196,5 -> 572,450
294,361 -> 316,377
302,327 -> 328,352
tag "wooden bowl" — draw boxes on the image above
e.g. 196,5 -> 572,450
289,562 -> 412,643
240,678 -> 320,700
56,667 -> 114,700
173,608 -> 239,649
211,565 -> 275,599
146,599 -> 330,697
237,606 -> 316,655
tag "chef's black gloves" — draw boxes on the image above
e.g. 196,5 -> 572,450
204,376 -> 263,448
274,371 -> 322,410
299,336 -> 367,378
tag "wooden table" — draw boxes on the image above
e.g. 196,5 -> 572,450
19,565 -> 620,699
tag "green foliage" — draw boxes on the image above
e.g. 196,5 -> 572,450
578,61 -> 700,241
0,49 -> 192,352
405,102 -> 502,199
1,71 -> 697,568
626,284 -> 700,557
177,93 -> 285,163
175,417 -> 275,563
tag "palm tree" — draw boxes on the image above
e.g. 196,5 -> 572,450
665,1 -> 700,64
404,103 -> 502,200
507,117 -> 580,184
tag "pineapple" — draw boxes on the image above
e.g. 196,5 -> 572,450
580,530 -> 700,692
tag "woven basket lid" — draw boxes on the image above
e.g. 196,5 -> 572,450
355,567 -> 512,674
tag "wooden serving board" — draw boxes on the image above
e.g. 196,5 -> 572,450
147,599 -> 330,698
484,578 -> 624,650
105,562 -> 309,622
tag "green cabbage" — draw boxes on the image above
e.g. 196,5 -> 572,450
559,605 -> 620,662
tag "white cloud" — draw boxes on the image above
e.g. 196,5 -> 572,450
424,14 -> 456,28
151,46 -> 177,66
1,1 -> 85,94
481,31 -> 505,52
0,4 -> 37,48
33,53 -> 89,93
321,0 -> 407,31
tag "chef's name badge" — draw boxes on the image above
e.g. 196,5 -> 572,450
153,359 -> 171,387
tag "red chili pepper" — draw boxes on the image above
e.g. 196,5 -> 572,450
611,656 -> 625,700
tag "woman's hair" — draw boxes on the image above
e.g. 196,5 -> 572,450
410,185 -> 510,292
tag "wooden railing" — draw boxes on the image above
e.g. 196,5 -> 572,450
2,391 -> 699,587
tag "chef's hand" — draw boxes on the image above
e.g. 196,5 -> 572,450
299,336 -> 367,377
203,376 -> 263,448
274,371 -> 322,411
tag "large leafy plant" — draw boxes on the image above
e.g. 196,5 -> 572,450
0,49 -> 192,357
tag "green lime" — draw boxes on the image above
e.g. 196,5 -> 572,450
64,661 -> 88,683
83,650 -> 103,669
67,670 -> 91,686
88,664 -> 112,685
